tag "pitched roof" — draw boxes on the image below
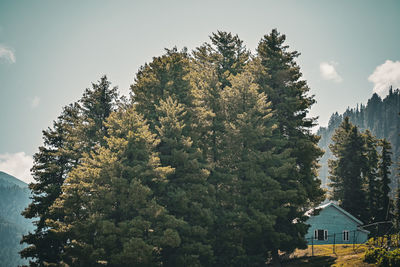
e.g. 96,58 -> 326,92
307,202 -> 364,226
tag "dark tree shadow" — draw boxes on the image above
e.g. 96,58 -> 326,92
281,256 -> 336,267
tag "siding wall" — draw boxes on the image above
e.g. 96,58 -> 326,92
305,205 -> 369,244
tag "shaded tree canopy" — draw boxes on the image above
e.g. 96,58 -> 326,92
328,117 -> 394,225
23,30 -> 324,266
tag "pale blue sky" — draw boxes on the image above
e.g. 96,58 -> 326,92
1,0 -> 400,182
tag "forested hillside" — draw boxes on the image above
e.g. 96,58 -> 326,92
0,171 -> 33,267
318,89 -> 400,191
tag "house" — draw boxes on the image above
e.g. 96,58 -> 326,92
305,202 -> 369,245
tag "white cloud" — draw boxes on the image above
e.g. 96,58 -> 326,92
31,96 -> 40,108
0,44 -> 15,63
320,62 -> 342,83
368,60 -> 400,97
0,152 -> 34,184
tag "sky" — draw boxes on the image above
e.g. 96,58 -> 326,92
0,0 -> 399,183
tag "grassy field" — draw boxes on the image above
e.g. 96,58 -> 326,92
281,244 -> 375,266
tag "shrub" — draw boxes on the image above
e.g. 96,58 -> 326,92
364,247 -> 385,263
365,247 -> 400,266
381,249 -> 400,266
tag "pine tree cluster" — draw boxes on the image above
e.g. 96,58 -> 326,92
21,30 -> 324,266
318,89 -> 400,190
329,117 -> 393,228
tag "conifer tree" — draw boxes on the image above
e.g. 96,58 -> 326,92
396,133 -> 400,230
192,31 -> 249,162
377,138 -> 393,222
48,108 -> 183,266
191,33 -> 257,263
328,117 -> 352,201
318,90 -> 400,191
21,76 -> 119,266
395,178 -> 400,230
131,48 -> 192,131
155,97 -> 215,266
217,70 -> 285,266
207,31 -> 249,89
20,104 -> 81,266
189,57 -> 221,163
363,130 -> 380,222
329,117 -> 368,221
79,75 -> 119,147
254,29 -> 324,261
131,49 -> 217,265
395,125 -> 400,230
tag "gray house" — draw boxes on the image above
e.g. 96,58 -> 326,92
305,202 -> 369,245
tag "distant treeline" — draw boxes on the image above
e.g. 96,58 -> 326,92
318,89 -> 400,191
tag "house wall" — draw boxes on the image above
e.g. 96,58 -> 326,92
305,205 -> 369,244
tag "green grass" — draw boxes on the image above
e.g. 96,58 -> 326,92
282,244 -> 375,267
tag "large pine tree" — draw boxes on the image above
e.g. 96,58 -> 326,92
192,31 -> 249,163
191,32 -> 257,264
329,117 -> 368,221
329,117 -> 396,228
217,70 -> 283,266
377,138 -> 393,222
131,48 -> 192,131
21,104 -> 82,266
362,130 -> 380,222
131,48 -> 217,266
254,29 -> 324,260
80,75 -> 119,148
395,185 -> 400,230
21,76 -> 118,266
155,97 -> 215,266
48,107 -> 182,266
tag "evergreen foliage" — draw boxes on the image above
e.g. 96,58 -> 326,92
80,75 -> 119,147
328,117 -> 394,225
396,134 -> 400,230
318,89 -> 400,191
21,103 -> 82,266
131,48 -> 192,131
191,31 -> 249,163
328,117 -> 368,221
23,30 -> 325,266
21,76 -> 119,266
131,48 -> 216,265
377,139 -> 393,222
216,70 -> 282,266
363,130 -> 380,221
155,97 -> 215,266
395,179 -> 400,230
255,29 -> 324,261
48,108 -> 182,266
206,31 -> 249,89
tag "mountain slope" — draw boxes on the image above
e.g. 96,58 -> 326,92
0,171 -> 28,188
0,171 -> 33,267
317,88 -> 400,193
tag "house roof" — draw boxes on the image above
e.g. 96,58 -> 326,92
358,228 -> 370,234
306,202 -> 364,226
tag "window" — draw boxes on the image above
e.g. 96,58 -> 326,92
343,230 -> 349,241
314,229 -> 328,240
